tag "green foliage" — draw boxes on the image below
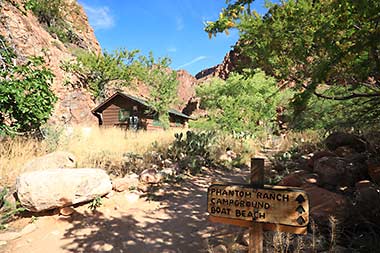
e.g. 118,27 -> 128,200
0,36 -> 57,135
167,131 -> 216,175
0,188 -> 26,230
139,53 -> 179,128
63,50 -> 179,125
207,0 -> 380,129
88,196 -> 103,210
196,70 -> 291,134
62,49 -> 143,98
204,0 -> 253,37
24,0 -> 79,44
240,0 -> 380,128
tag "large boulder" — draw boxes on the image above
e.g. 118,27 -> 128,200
303,184 -> 350,225
16,168 -> 112,212
325,132 -> 368,153
314,155 -> 367,188
22,151 -> 76,172
278,170 -> 319,187
368,164 -> 380,185
353,180 -> 380,225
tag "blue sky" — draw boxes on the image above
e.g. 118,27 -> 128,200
79,0 -> 268,76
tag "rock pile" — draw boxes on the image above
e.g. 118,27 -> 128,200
279,132 -> 380,227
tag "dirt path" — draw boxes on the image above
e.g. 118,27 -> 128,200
2,167 -> 250,253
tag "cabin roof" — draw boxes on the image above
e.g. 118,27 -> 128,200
92,92 -> 193,120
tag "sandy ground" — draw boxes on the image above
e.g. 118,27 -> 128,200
1,167 -> 250,253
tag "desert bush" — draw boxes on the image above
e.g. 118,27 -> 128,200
164,130 -> 216,175
161,130 -> 253,175
24,0 -> 81,44
0,188 -> 25,230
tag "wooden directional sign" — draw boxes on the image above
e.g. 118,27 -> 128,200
207,184 -> 309,227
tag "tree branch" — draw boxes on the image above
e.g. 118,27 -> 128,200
314,91 -> 380,100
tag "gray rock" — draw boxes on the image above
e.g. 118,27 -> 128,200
16,168 -> 112,212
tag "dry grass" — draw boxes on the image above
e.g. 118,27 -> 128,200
0,127 -> 183,186
0,138 -> 48,187
60,127 -> 181,168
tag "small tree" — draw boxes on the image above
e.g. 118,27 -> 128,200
140,53 -> 179,128
62,49 -> 143,98
0,36 -> 57,135
196,70 -> 290,134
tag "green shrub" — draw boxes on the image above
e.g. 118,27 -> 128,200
0,188 -> 26,230
0,36 -> 57,135
88,196 -> 103,211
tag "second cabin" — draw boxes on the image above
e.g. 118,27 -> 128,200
91,92 -> 192,130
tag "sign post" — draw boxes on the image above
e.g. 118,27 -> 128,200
250,158 -> 264,253
207,158 -> 310,252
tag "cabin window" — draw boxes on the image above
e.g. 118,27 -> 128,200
118,109 -> 130,122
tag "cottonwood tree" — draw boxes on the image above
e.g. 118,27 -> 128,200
205,0 -> 380,128
196,70 -> 290,134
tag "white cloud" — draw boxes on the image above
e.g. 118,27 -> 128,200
167,47 -> 177,53
176,56 -> 207,69
81,3 -> 114,30
176,17 -> 184,31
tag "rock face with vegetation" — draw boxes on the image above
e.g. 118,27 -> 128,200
16,168 -> 112,212
0,0 -> 199,132
0,0 -> 100,126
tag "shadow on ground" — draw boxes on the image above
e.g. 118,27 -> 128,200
61,167 -> 249,253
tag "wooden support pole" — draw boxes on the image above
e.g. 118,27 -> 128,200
249,158 -> 265,253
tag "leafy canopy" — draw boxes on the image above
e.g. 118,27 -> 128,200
139,52 -> 179,128
62,49 -> 143,98
63,49 -> 179,126
0,36 -> 57,135
205,0 -> 380,128
195,70 -> 290,134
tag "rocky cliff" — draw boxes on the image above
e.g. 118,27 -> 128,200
0,0 -> 100,125
195,44 -> 249,81
0,0 -> 201,126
